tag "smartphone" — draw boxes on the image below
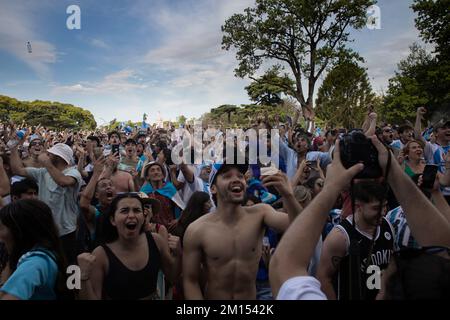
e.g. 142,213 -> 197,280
112,144 -> 120,155
422,165 -> 438,189
260,165 -> 278,177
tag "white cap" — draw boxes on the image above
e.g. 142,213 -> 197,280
47,143 -> 73,165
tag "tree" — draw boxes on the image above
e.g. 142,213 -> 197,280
176,115 -> 187,126
222,0 -> 373,124
382,0 -> 450,124
316,60 -> 375,128
210,105 -> 238,124
0,95 -> 97,130
245,67 -> 295,106
412,0 -> 450,59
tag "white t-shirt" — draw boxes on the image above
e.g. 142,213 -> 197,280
277,276 -> 327,300
25,166 -> 83,236
177,167 -> 204,204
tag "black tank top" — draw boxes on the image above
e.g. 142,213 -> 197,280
336,217 -> 394,300
102,232 -> 161,300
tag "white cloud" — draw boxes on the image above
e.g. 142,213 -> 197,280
363,31 -> 429,93
0,1 -> 57,78
53,69 -> 149,94
123,0 -> 256,118
90,38 -> 110,49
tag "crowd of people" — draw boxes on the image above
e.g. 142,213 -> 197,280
0,106 -> 449,300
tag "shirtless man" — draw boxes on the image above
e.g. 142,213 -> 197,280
183,162 -> 302,299
108,151 -> 135,193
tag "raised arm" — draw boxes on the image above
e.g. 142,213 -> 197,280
9,145 -> 28,177
37,153 -> 76,187
414,107 -> 427,145
80,157 -> 106,222
77,248 -> 106,300
364,113 -> 377,137
261,171 -> 302,229
269,142 -> 363,297
153,233 -> 182,284
371,136 -> 450,247
290,160 -> 307,188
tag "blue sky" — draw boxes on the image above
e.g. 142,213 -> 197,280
0,0 -> 424,125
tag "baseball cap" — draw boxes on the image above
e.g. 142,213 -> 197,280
29,134 -> 42,144
47,143 -> 74,165
208,161 -> 248,186
433,120 -> 450,132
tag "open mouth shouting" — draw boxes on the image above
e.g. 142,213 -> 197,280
106,190 -> 114,200
229,183 -> 244,196
125,221 -> 138,231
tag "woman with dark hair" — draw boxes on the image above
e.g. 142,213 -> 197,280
172,191 -> 211,243
77,193 -> 181,300
0,199 -> 68,300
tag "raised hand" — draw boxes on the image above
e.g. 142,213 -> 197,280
261,171 -> 293,197
168,234 -> 182,257
325,139 -> 364,191
417,107 -> 427,119
77,253 -> 96,280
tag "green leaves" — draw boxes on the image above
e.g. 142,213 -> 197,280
245,67 -> 295,105
315,60 -> 375,128
0,95 -> 97,130
412,0 -> 450,59
222,0 -> 375,120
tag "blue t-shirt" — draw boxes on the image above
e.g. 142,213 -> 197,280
387,206 -> 420,251
0,249 -> 58,300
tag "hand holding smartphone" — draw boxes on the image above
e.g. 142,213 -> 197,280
421,165 -> 438,189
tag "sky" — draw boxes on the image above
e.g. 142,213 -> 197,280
0,0 -> 424,126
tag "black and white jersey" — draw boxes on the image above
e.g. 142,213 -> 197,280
335,216 -> 394,300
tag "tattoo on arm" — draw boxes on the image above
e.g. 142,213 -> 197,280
332,256 -> 342,270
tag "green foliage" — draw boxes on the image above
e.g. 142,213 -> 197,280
245,67 -> 295,106
202,101 -> 299,128
380,1 -> 450,124
316,60 -> 375,128
0,95 -> 97,130
176,115 -> 187,125
222,0 -> 373,119
210,105 -> 239,124
382,47 -> 450,124
412,0 -> 450,59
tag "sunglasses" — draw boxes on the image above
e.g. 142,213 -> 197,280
30,142 -> 44,146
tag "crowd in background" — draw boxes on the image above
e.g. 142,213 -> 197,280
0,106 -> 449,300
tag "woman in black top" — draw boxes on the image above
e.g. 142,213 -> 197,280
77,193 -> 182,300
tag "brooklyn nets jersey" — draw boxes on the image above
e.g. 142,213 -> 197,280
335,216 -> 394,300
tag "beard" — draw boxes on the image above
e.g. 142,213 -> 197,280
217,185 -> 246,205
